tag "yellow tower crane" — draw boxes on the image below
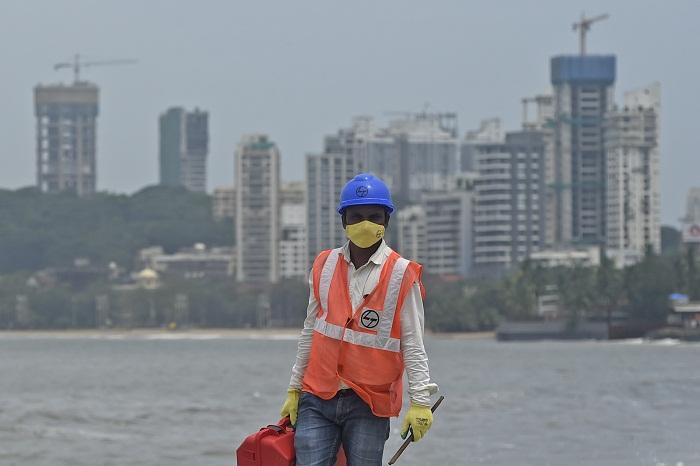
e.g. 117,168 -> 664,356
53,53 -> 137,83
572,13 -> 609,56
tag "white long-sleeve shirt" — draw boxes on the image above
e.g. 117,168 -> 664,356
288,240 -> 437,407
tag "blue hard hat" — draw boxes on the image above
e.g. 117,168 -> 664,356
337,173 -> 394,214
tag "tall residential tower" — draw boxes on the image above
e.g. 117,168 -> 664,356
550,55 -> 616,245
396,174 -> 475,277
353,113 -> 459,204
159,107 -> 209,192
279,182 -> 307,280
34,82 -> 99,195
605,83 -> 661,256
305,152 -> 355,267
235,134 -> 280,283
472,129 -> 547,277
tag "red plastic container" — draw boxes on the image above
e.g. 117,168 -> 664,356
237,418 -> 346,466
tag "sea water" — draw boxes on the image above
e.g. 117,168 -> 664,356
1,333 -> 699,466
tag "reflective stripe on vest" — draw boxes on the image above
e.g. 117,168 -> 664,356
318,248 -> 340,321
313,248 -> 409,353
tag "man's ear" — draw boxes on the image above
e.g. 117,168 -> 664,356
385,213 -> 391,228
341,211 -> 347,229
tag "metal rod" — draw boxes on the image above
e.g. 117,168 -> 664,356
387,395 -> 444,465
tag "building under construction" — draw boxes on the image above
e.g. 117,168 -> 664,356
541,14 -> 616,246
34,82 -> 99,195
34,55 -> 135,196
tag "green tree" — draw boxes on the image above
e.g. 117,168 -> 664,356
501,262 -> 539,320
595,253 -> 624,325
29,287 -> 73,328
556,266 -> 596,328
0,186 -> 233,274
660,225 -> 682,256
623,253 -> 674,323
687,246 -> 700,301
423,276 -> 471,331
270,279 -> 310,327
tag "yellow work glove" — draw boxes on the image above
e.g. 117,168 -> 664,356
400,403 -> 433,442
280,389 -> 300,425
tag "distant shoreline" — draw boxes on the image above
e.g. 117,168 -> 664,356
0,328 -> 299,339
0,328 -> 495,340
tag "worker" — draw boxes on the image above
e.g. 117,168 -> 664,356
281,173 -> 438,466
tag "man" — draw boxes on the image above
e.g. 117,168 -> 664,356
281,173 -> 438,466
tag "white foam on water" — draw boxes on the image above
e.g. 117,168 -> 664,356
87,334 -> 128,340
246,333 -> 298,341
0,331 -> 301,341
651,338 -> 682,346
141,333 -> 226,340
29,426 -> 131,441
612,338 -> 700,347
614,338 -> 646,345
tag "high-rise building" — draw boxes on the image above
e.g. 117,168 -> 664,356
305,151 -> 355,266
355,114 -> 459,204
390,114 -> 458,203
235,134 -> 280,283
423,178 -> 474,277
212,186 -> 236,221
605,83 -> 661,257
321,115 -> 459,207
34,82 -> 99,195
682,188 -> 700,244
550,55 -> 616,245
159,107 -> 208,192
396,174 -> 475,277
685,188 -> 700,223
305,122 -> 366,265
520,95 -> 561,249
396,205 -> 427,265
472,130 -> 547,277
460,118 -> 503,173
280,182 -> 307,280
280,181 -> 305,205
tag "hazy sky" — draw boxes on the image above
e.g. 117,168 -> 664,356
1,0 -> 698,224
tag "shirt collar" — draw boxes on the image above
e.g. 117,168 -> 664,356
341,239 -> 391,267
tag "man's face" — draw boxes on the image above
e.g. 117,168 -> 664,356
343,204 -> 388,228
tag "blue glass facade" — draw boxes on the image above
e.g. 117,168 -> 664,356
159,108 -> 183,187
550,55 -> 616,85
549,54 -> 616,245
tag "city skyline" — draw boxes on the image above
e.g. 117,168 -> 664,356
1,1 -> 698,225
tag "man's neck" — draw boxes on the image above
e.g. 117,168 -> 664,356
348,241 -> 381,269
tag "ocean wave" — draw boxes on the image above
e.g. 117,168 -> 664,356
651,338 -> 682,346
0,331 -> 299,341
141,333 -> 226,340
14,425 -> 130,441
247,333 -> 298,341
613,338 -> 646,345
612,338 -> 697,346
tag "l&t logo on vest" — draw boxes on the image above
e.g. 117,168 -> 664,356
360,309 -> 380,329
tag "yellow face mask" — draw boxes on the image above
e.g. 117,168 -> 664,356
345,220 -> 385,249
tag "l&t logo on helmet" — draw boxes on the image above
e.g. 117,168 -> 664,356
355,185 -> 369,197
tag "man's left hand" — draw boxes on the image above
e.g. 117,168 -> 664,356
400,403 -> 433,442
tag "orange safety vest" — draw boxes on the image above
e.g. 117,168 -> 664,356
301,246 -> 424,417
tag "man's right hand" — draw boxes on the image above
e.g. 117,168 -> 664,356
280,389 -> 301,425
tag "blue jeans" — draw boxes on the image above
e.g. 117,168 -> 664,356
295,390 -> 390,466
